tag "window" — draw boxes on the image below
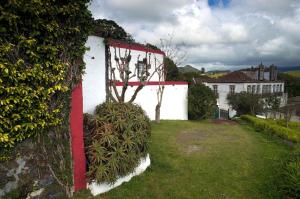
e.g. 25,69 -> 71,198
247,85 -> 251,93
256,85 -> 260,93
273,85 -> 276,93
262,85 -> 267,94
213,85 -> 218,96
229,85 -> 235,94
280,84 -> 282,92
277,84 -> 280,92
252,85 -> 256,93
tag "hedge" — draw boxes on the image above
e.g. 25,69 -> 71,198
276,120 -> 300,132
241,115 -> 300,143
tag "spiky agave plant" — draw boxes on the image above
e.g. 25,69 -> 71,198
84,102 -> 151,184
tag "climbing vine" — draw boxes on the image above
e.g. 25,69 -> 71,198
0,0 -> 93,197
0,0 -> 92,158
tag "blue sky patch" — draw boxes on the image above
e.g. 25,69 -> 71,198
208,0 -> 230,7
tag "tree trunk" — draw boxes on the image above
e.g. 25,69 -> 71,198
251,106 -> 255,116
155,104 -> 161,123
285,109 -> 289,128
128,85 -> 144,103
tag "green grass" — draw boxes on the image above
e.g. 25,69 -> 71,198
285,70 -> 300,78
207,72 -> 227,78
74,120 -> 291,199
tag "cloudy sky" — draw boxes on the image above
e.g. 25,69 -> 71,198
89,0 -> 300,70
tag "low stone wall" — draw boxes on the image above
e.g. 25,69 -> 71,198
0,139 -> 65,199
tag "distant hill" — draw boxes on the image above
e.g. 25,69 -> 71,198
178,65 -> 200,73
206,70 -> 231,74
278,66 -> 300,72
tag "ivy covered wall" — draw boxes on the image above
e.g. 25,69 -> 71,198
0,0 -> 93,197
0,0 -> 92,156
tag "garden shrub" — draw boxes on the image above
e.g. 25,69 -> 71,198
241,115 -> 300,143
188,84 -> 217,120
278,147 -> 300,198
227,92 -> 263,115
276,120 -> 300,132
84,102 -> 151,183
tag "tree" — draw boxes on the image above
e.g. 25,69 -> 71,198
280,104 -> 296,128
155,62 -> 165,123
180,72 -> 203,83
152,33 -> 188,122
227,92 -> 264,115
278,73 -> 300,97
201,67 -> 205,74
159,33 -> 187,66
165,57 -> 180,81
188,84 -> 217,120
99,21 -> 167,122
143,44 -> 168,123
107,46 -> 164,103
263,95 -> 280,118
93,19 -> 134,42
279,97 -> 300,127
92,19 -> 156,104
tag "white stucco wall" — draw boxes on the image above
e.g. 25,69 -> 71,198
205,82 -> 285,110
88,154 -> 150,196
115,84 -> 188,120
206,83 -> 244,110
83,36 -> 106,114
108,46 -> 164,82
83,35 -> 188,120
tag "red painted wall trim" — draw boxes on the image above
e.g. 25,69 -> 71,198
70,82 -> 86,191
107,39 -> 165,55
113,81 -> 189,86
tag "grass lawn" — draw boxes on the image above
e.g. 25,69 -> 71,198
207,73 -> 227,78
74,120 -> 291,199
285,70 -> 300,78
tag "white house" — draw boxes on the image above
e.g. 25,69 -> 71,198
194,64 -> 287,117
82,35 -> 188,120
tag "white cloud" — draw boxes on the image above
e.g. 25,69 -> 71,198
259,37 -> 286,56
89,0 -> 300,69
221,23 -> 248,42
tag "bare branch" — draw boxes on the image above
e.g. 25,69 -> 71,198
160,33 -> 188,66
110,68 -> 122,101
108,91 -> 118,102
108,46 -> 165,103
128,84 -> 144,103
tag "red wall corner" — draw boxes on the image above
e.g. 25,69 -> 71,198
70,82 -> 86,191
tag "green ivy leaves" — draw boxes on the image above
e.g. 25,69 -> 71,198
0,0 -> 93,160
